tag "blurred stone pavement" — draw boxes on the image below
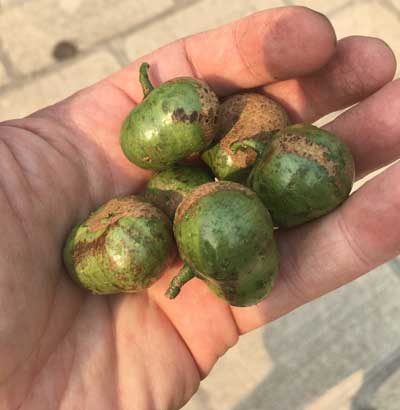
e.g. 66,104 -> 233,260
0,0 -> 399,409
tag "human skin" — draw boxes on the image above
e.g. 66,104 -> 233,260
0,6 -> 399,410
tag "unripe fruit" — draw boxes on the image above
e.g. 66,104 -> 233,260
63,196 -> 175,294
121,63 -> 219,170
166,181 -> 279,307
202,93 -> 289,182
247,124 -> 355,227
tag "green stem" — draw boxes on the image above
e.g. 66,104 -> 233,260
230,138 -> 266,156
230,131 -> 277,156
139,62 -> 154,98
165,264 -> 195,299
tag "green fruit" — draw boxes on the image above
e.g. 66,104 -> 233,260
121,63 -> 219,170
247,124 -> 355,228
144,165 -> 214,219
166,181 -> 279,307
63,196 -> 176,294
201,93 -> 289,182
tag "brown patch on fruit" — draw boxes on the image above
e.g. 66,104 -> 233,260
218,93 -> 289,168
72,232 -> 107,266
171,108 -> 200,123
174,181 -> 255,224
218,93 -> 289,139
196,81 -> 219,145
274,132 -> 337,177
87,196 -> 169,233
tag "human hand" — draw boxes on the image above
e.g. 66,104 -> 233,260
0,6 -> 399,410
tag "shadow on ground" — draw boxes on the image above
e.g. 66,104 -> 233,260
233,259 -> 400,410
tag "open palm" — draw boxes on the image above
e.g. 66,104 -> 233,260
1,6 -> 399,410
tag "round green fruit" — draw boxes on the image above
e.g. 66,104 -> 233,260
166,181 -> 279,307
247,124 -> 355,228
121,63 -> 219,170
201,93 -> 289,182
144,165 -> 214,219
63,196 -> 176,294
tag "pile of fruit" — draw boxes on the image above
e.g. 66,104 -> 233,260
63,63 -> 355,307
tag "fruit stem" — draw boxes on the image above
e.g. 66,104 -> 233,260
165,264 -> 196,299
139,62 -> 154,97
230,132 -> 274,156
230,138 -> 265,156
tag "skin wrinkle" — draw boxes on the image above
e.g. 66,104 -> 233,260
44,337 -> 76,410
296,81 -> 319,121
50,314 -> 80,410
0,141 -> 33,239
0,133 -> 35,198
0,161 -> 40,388
122,296 -> 164,410
182,38 -> 202,81
2,120 -> 83,195
336,205 -> 375,271
0,121 -> 90,238
103,78 -> 139,107
232,20 -> 260,85
36,101 -> 116,207
31,113 -> 103,209
0,137 -> 48,217
145,297 -> 190,410
5,118 -> 78,169
148,292 -> 202,382
335,54 -> 368,101
15,295 -> 83,410
106,297 -> 121,410
276,236 -> 311,305
0,122 -> 90,404
3,277 -> 60,401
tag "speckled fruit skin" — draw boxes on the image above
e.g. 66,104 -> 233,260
144,165 -> 214,219
121,63 -> 219,170
168,181 -> 279,307
201,93 -> 289,182
247,124 -> 355,228
63,196 -> 175,294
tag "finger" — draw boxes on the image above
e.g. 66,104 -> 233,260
108,6 -> 336,99
262,36 -> 396,123
232,160 -> 400,334
324,79 -> 400,178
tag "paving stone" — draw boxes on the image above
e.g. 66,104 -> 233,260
0,50 -> 120,121
351,346 -> 400,410
366,371 -> 400,410
182,326 -> 273,410
387,0 -> 400,12
58,0 -> 83,14
228,263 -> 400,410
0,0 -> 174,75
249,0 -> 288,11
286,0 -> 350,16
305,371 -> 364,410
123,0 -> 286,62
331,0 -> 400,77
0,0 -> 24,7
181,387 -> 214,410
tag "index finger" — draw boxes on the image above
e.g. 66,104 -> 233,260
108,6 -> 337,99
